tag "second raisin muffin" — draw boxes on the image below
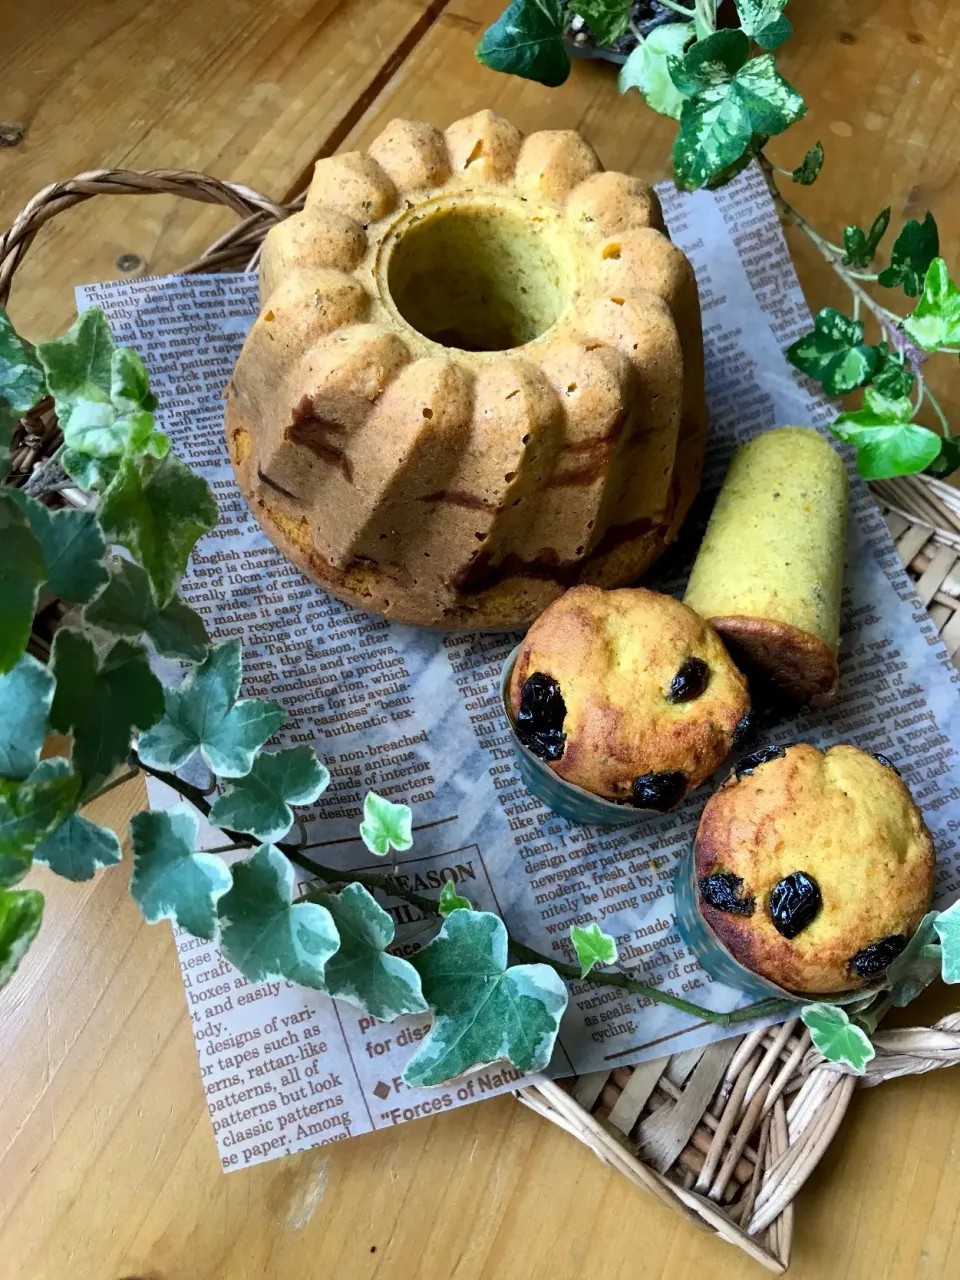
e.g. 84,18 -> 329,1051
695,743 -> 935,993
507,585 -> 751,809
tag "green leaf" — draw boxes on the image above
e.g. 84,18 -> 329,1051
36,309 -> 115,411
0,654 -> 55,780
570,922 -> 618,978
359,791 -> 413,856
886,913 -> 942,1007
50,629 -> 164,796
791,140 -> 823,185
130,805 -> 232,939
801,1003 -> 875,1075
317,883 -> 427,1020
30,757 -> 122,882
785,308 -> 880,395
672,52 -> 806,192
138,639 -> 286,779
832,387 -> 942,480
619,23 -> 696,120
5,488 -> 108,604
668,29 -> 749,96
735,0 -> 792,49
903,258 -> 960,351
439,879 -> 473,917
573,0 -> 630,47
83,558 -> 210,662
1,397 -> 17,480
98,453 -> 218,608
842,207 -> 891,269
0,761 -> 81,887
61,400 -> 168,462
934,898 -> 960,983
61,450 -> 120,493
209,746 -> 330,843
0,489 -> 46,675
0,886 -> 44,990
877,212 -> 939,297
218,843 -> 339,986
869,343 -> 915,399
110,347 -> 158,414
476,0 -> 570,89
0,308 -> 46,413
404,910 -> 567,1086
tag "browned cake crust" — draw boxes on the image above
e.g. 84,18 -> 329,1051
225,111 -> 707,630
709,616 -> 839,708
507,585 -> 750,802
695,743 -> 935,994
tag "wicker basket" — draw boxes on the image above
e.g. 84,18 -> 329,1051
3,171 -> 960,1275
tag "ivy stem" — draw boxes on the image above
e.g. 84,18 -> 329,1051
656,0 -> 696,16
85,767 -> 140,804
137,758 -> 796,1029
756,153 -> 903,334
925,382 -> 952,438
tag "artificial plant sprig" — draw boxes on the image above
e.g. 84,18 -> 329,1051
478,0 -> 960,482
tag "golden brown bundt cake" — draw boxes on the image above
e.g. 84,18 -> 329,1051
507,585 -> 750,809
226,111 -> 706,629
695,743 -> 935,993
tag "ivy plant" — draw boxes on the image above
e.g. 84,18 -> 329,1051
477,0 -> 960,481
2,304 -> 806,1090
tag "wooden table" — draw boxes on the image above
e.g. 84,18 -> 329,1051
2,2 -> 960,1277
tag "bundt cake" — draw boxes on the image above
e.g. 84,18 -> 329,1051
226,111 -> 706,629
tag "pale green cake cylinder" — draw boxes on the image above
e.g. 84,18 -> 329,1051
683,427 -> 849,707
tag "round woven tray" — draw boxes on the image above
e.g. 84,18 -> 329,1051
2,169 -> 959,1274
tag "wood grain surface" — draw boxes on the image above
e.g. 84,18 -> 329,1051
1,2 -> 959,1278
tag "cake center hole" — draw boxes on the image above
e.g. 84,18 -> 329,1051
387,205 -> 569,351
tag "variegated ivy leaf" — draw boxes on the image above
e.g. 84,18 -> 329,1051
903,258 -> 960,352
877,212 -> 939,297
801,1003 -> 875,1075
130,806 -> 231,939
0,760 -> 81,888
570,922 -> 618,978
0,307 -> 45,413
831,387 -> 941,480
209,746 -> 330,843
359,791 -> 413,856
218,844 -> 339,987
60,400 -> 169,464
619,22 -> 695,120
50,629 -> 164,797
31,758 -> 122,882
138,639 -> 286,779
110,347 -> 158,414
0,489 -> 46,675
869,343 -> 915,400
791,140 -> 823,185
439,879 -> 473,917
573,0 -> 630,47
934,898 -> 960,983
785,307 -> 880,395
886,912 -> 942,1007
84,558 -> 210,662
0,886 -> 44,991
317,883 -> 427,1021
5,488 -> 108,604
671,38 -> 806,192
404,910 -> 568,1086
98,453 -> 218,608
36,309 -> 116,410
476,0 -> 570,89
734,0 -> 792,50
842,207 -> 890,269
0,654 -> 55,780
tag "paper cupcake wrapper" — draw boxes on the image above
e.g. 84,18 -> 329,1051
499,645 -> 648,828
673,844 -> 888,1007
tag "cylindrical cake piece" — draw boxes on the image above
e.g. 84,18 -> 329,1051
683,427 -> 848,707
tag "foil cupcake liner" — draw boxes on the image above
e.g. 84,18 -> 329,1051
499,644 -> 649,828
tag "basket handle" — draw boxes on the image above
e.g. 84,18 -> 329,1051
0,168 -> 295,307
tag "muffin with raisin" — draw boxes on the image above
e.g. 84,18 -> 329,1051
695,743 -> 935,993
507,585 -> 752,811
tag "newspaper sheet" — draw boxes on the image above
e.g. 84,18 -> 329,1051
77,164 -> 960,1171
